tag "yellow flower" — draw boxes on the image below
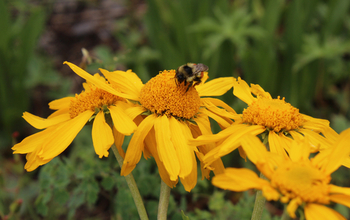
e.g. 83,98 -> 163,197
64,62 -> 237,191
190,77 -> 339,165
12,66 -> 137,171
212,128 -> 350,220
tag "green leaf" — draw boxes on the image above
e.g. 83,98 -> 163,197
54,188 -> 70,205
181,210 -> 190,220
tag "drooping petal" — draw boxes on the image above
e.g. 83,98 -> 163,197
180,152 -> 197,192
169,117 -> 193,178
196,77 -> 234,97
92,111 -> 114,158
192,114 -> 225,175
64,61 -> 135,100
121,114 -> 156,176
24,147 -> 52,171
12,126 -> 57,154
109,105 -> 137,135
144,127 -> 178,188
23,112 -> 71,129
240,134 -> 268,164
154,115 -> 180,181
49,97 -> 74,110
99,68 -> 143,101
40,110 -> 94,160
268,131 -> 289,159
112,126 -> 125,158
304,203 -> 346,220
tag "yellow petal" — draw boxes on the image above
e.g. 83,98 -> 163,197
12,126 -> 56,154
233,77 -> 255,105
217,125 -> 265,157
329,185 -> 350,196
23,112 -> 71,129
305,203 -> 346,220
24,148 -> 52,171
92,111 -> 114,158
99,68 -> 143,101
329,194 -> 350,208
286,198 -> 302,218
109,105 -> 137,135
48,108 -> 70,119
212,168 -> 270,191
113,126 -> 125,159
40,110 -> 94,160
268,131 -> 289,159
240,134 -> 268,164
201,98 -> 238,121
288,137 -> 311,162
144,127 -> 178,188
192,113 -> 225,176
200,97 -> 236,114
180,153 -> 197,192
125,105 -> 146,120
154,115 -> 180,181
250,83 -> 272,99
169,117 -> 193,178
200,108 -> 232,128
321,128 -> 350,174
300,128 -> 332,151
64,61 -> 135,100
196,77 -> 234,97
121,114 -> 156,176
49,97 -> 74,110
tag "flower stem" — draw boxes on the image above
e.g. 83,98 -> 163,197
251,180 -> 266,220
111,144 -> 149,220
157,180 -> 171,220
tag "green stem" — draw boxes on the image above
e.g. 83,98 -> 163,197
157,180 -> 171,220
251,173 -> 266,220
111,144 -> 149,220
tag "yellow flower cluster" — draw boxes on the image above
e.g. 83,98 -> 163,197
13,62 -> 350,219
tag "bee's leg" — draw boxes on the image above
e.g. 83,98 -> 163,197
185,83 -> 192,93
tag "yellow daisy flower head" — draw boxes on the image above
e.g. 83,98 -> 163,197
190,77 -> 339,165
212,128 -> 350,220
12,62 -> 137,171
67,62 -> 237,191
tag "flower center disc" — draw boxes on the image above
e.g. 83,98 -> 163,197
139,70 -> 201,119
70,83 -> 123,118
242,97 -> 304,132
271,162 -> 330,204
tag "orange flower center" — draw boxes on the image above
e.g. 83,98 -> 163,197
69,82 -> 123,118
271,161 -> 330,205
139,70 -> 201,119
242,97 -> 304,132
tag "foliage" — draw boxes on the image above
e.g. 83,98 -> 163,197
1,0 -> 350,219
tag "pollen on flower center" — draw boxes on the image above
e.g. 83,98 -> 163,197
242,97 -> 304,132
69,83 -> 123,118
270,162 -> 331,204
139,70 -> 201,119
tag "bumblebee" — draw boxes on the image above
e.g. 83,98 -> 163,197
175,63 -> 208,92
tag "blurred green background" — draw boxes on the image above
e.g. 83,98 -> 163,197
1,0 -> 350,219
